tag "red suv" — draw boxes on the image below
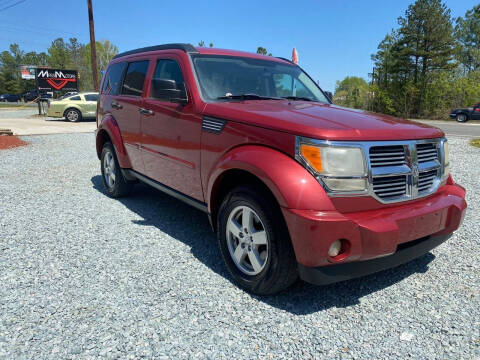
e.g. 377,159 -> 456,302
96,44 -> 467,295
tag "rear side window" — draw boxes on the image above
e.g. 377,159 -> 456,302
122,60 -> 149,96
85,94 -> 98,102
70,96 -> 81,101
102,62 -> 126,95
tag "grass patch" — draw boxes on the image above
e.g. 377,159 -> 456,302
470,139 -> 480,148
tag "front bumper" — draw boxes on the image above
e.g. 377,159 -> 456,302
449,113 -> 457,118
298,233 -> 450,285
281,181 -> 466,283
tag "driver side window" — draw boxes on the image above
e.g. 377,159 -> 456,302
150,59 -> 185,101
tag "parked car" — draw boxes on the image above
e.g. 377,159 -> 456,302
0,93 -> 21,102
47,92 -> 98,122
450,103 -> 480,122
95,44 -> 467,295
23,90 -> 52,102
59,91 -> 79,100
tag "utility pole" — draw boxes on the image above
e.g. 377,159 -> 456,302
87,0 -> 99,91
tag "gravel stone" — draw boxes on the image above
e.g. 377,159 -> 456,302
0,133 -> 478,359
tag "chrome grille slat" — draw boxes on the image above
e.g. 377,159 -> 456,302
416,143 -> 439,164
369,146 -> 406,168
367,140 -> 443,202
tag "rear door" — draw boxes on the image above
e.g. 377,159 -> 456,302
105,60 -> 149,173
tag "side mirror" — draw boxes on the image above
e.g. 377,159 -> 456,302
151,78 -> 188,104
325,91 -> 333,102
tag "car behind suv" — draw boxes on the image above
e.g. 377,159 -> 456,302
0,93 -> 21,102
95,44 -> 467,295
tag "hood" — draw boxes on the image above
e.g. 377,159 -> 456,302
204,101 -> 444,141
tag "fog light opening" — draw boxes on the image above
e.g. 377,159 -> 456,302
328,239 -> 351,261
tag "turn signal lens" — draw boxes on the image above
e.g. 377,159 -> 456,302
300,144 -> 322,172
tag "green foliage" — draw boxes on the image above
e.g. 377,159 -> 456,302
470,138 -> 480,148
455,4 -> 480,73
0,37 -> 119,94
256,47 -> 272,56
334,76 -> 370,109
337,1 -> 480,119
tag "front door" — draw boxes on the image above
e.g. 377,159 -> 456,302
472,103 -> 480,120
140,57 -> 203,201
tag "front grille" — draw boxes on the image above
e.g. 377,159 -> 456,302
366,139 -> 444,203
369,145 -> 405,167
416,143 -> 438,163
418,169 -> 438,193
372,175 -> 407,200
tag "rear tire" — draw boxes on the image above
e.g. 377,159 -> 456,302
65,108 -> 82,122
456,113 -> 468,122
217,185 -> 298,295
100,142 -> 134,198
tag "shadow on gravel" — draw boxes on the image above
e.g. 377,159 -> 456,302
91,175 -> 436,315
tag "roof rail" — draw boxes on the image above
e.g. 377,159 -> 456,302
276,57 -> 295,64
113,43 -> 198,59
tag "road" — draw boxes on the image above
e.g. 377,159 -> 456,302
0,108 -> 95,135
414,120 -> 480,138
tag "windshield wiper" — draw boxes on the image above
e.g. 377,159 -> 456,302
281,96 -> 317,102
217,93 -> 282,101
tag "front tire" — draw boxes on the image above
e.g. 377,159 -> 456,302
65,108 -> 82,122
100,142 -> 134,198
217,186 -> 297,295
456,113 -> 468,122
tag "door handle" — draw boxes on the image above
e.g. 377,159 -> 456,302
111,101 -> 122,109
139,108 -> 154,116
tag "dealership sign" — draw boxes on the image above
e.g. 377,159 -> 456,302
20,65 -> 36,80
36,69 -> 78,91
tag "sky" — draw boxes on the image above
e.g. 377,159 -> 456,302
0,0 -> 478,92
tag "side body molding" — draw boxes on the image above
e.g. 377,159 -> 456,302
96,115 -> 132,168
207,145 -> 335,213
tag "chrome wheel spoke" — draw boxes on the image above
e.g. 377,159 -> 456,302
227,218 -> 242,239
242,207 -> 254,233
251,230 -> 267,246
233,244 -> 247,263
248,249 -> 263,273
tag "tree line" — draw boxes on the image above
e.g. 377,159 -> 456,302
0,38 -> 119,95
334,0 -> 480,119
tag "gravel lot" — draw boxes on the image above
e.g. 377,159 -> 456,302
0,134 -> 479,359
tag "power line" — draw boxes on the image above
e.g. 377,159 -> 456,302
0,0 -> 26,12
0,20 -> 82,37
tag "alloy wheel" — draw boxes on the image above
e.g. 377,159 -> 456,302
226,205 -> 268,275
66,110 -> 79,122
103,150 -> 116,188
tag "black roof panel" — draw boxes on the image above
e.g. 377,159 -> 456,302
113,43 -> 198,59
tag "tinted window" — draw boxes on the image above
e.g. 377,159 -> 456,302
192,55 -> 328,103
85,94 -> 98,102
102,62 -> 126,95
150,59 -> 185,101
122,60 -> 149,96
70,96 -> 81,101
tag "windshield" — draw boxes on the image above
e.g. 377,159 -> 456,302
192,55 -> 329,103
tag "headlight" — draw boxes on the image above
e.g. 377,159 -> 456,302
443,139 -> 450,178
296,137 -> 367,192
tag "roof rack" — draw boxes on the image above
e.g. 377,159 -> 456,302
113,43 -> 198,59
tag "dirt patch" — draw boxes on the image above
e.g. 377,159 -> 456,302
0,135 -> 29,150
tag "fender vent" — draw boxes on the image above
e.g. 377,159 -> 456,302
202,116 -> 226,134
